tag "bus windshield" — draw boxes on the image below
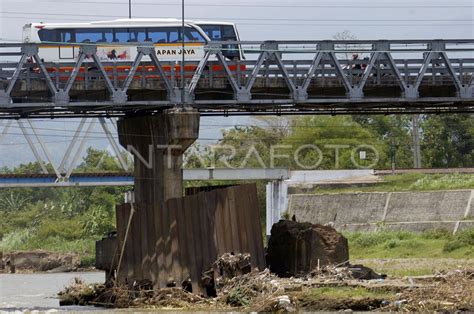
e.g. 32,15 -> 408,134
198,24 -> 240,59
198,25 -> 237,41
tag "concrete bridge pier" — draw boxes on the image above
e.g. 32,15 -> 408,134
117,108 -> 200,288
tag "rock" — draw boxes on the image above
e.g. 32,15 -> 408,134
348,264 -> 386,280
267,220 -> 349,277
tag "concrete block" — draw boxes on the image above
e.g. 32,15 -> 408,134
289,192 -> 387,226
385,190 -> 471,223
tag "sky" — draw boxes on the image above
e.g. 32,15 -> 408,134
0,0 -> 473,167
1,0 -> 472,41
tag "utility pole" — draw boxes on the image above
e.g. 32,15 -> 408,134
181,0 -> 185,107
129,0 -> 132,18
411,115 -> 422,168
390,138 -> 397,174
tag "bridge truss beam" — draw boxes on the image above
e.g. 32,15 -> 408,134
0,118 -> 130,181
0,39 -> 473,117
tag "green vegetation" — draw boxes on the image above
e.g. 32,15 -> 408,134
347,229 -> 474,276
185,114 -> 473,170
303,286 -> 392,300
227,287 -> 251,307
313,173 -> 474,194
346,229 -> 474,260
297,286 -> 394,311
0,113 -> 472,265
0,148 -> 130,263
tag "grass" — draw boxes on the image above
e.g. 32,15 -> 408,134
297,286 -> 394,310
313,173 -> 474,194
304,286 -> 392,300
0,229 -> 97,267
346,229 -> 474,260
346,229 -> 474,276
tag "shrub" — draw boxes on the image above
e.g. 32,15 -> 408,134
0,229 -> 32,250
443,229 -> 474,252
443,241 -> 463,252
82,205 -> 115,237
80,255 -> 96,268
351,232 -> 386,247
227,287 -> 250,307
422,229 -> 452,240
36,219 -> 83,240
349,231 -> 415,248
384,239 -> 400,249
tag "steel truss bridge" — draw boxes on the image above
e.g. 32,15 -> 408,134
0,117 -> 130,180
1,39 -> 473,118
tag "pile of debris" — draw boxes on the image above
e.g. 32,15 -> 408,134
58,221 -> 379,310
216,269 -> 280,307
310,264 -> 386,281
385,269 -> 474,311
213,253 -> 252,279
58,278 -> 104,306
58,221 -> 473,311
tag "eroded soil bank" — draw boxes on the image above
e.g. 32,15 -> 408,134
1,250 -> 82,273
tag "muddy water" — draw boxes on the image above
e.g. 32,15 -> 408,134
0,271 -> 104,311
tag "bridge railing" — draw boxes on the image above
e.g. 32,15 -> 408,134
2,58 -> 474,85
1,40 -> 474,115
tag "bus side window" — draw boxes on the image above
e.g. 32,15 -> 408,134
60,30 -> 73,43
76,29 -> 103,43
185,28 -> 205,42
168,28 -> 179,43
102,29 -> 113,42
131,28 -> 146,42
148,28 -> 167,43
38,29 -> 59,42
114,28 -> 131,43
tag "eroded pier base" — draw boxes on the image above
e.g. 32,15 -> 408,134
117,109 -> 200,287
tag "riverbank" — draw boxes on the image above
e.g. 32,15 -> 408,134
0,271 -> 104,310
57,263 -> 473,312
0,250 -> 96,274
1,258 -> 472,311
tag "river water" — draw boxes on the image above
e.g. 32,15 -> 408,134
0,271 -> 105,311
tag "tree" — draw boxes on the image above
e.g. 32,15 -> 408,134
208,126 -> 282,169
421,114 -> 474,167
76,147 -> 129,172
352,115 -> 414,168
283,115 -> 387,169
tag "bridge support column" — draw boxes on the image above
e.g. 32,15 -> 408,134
266,180 -> 288,242
117,108 -> 199,288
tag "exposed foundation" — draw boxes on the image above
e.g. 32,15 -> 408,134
112,109 -> 265,293
117,108 -> 200,287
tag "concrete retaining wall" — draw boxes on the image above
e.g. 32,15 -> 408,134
289,190 -> 474,233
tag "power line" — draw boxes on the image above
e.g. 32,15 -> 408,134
1,120 -> 470,135
5,15 -> 473,27
2,11 -> 472,23
0,125 -> 471,144
18,0 -> 474,8
0,128 -> 425,142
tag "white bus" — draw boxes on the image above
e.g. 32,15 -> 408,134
22,18 -> 243,65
